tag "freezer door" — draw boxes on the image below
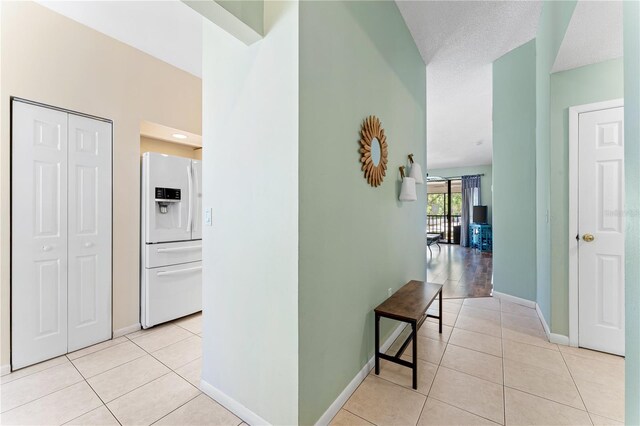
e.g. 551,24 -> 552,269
143,153 -> 192,243
142,261 -> 202,328
191,160 -> 202,240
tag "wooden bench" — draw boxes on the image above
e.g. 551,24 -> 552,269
374,280 -> 443,389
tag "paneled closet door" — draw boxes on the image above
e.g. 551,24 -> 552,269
67,114 -> 112,352
11,101 -> 69,369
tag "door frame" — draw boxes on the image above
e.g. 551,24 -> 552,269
9,97 -> 114,370
568,98 -> 624,348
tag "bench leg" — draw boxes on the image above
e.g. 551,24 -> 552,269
375,313 -> 380,375
412,321 -> 418,389
439,289 -> 443,334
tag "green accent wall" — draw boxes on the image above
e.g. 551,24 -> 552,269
548,59 -> 624,336
215,0 -> 263,35
624,1 -> 640,423
298,1 -> 426,423
492,40 -> 537,302
535,0 -> 577,324
428,165 -> 493,224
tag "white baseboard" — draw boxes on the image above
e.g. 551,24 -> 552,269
314,322 -> 406,426
113,323 -> 141,338
493,291 -> 570,347
549,333 -> 570,345
493,291 -> 536,309
1,364 -> 11,376
534,301 -> 569,346
200,378 -> 270,426
535,304 -> 551,336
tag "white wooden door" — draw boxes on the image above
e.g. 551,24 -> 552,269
11,101 -> 69,369
67,114 -> 112,352
578,106 -> 625,356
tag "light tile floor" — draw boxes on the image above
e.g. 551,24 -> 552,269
335,297 -> 625,426
1,300 -> 626,426
0,312 -> 244,426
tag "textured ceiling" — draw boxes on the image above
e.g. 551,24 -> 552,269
396,0 -> 542,169
36,1 -> 203,77
552,0 -> 623,73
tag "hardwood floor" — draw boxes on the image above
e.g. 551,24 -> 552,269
426,244 -> 493,299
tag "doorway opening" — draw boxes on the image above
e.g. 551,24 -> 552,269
426,179 -> 462,244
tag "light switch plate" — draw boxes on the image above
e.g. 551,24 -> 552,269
205,207 -> 212,226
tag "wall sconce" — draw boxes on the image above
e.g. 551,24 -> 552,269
408,154 -> 424,184
399,166 -> 417,201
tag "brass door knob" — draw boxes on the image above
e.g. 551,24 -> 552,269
582,234 -> 595,242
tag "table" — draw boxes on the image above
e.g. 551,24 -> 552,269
426,233 -> 441,257
373,280 -> 443,389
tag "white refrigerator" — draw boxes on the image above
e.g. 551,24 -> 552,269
141,152 -> 202,328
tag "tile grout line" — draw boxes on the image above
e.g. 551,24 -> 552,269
67,337 -> 129,362
500,304 -> 599,421
74,351 -> 148,381
66,358 -> 123,426
73,324 -> 201,419
413,295 -> 461,426
88,337 -> 202,419
129,331 -> 196,355
558,349 -> 595,424
149,392 -> 202,425
341,408 -> 377,425
0,368 -> 86,415
502,384 -> 592,415
103,318 -> 211,424
127,338 -> 187,375
1,316 -> 203,425
0,357 -> 71,385
427,395 -> 502,425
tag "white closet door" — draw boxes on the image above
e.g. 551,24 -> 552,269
67,114 -> 112,352
11,101 -> 69,369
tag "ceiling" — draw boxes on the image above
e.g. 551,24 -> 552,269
36,1 -> 203,77
397,1 -> 542,169
552,1 -> 623,73
141,121 -> 202,147
36,0 -> 621,168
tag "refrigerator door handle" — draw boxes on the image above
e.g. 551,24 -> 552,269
156,266 -> 202,277
156,246 -> 201,253
187,164 -> 193,233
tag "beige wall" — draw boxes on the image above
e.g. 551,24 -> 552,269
0,2 -> 201,368
140,136 -> 202,160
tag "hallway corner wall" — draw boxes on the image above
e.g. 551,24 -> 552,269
492,40 -> 537,302
534,0 -> 577,326
298,1 -> 426,423
624,1 -> 640,423
201,2 -> 299,424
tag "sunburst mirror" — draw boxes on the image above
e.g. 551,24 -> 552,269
359,115 -> 388,187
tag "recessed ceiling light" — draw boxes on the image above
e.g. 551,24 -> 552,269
172,133 -> 187,140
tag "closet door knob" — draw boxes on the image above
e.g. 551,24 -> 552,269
42,245 -> 52,252
84,242 -> 94,248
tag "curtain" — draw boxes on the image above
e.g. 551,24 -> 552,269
460,175 -> 482,247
